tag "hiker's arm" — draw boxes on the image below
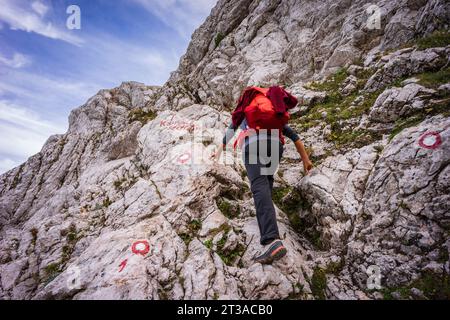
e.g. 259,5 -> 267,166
222,122 -> 238,147
213,122 -> 238,159
283,125 -> 313,174
294,139 -> 313,174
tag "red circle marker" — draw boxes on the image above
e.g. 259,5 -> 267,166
131,240 -> 150,256
419,132 -> 442,150
178,152 -> 191,164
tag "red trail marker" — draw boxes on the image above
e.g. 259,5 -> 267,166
119,259 -> 128,272
178,152 -> 192,164
131,240 -> 150,256
419,131 -> 442,150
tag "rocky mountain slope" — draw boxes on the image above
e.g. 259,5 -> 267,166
0,0 -> 449,300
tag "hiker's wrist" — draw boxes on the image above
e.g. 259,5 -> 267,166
299,150 -> 309,161
300,154 -> 311,165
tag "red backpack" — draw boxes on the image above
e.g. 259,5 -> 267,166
231,87 -> 296,148
243,87 -> 290,131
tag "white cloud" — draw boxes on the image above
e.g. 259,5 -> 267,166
0,71 -> 99,112
0,52 -> 32,68
0,0 -> 83,46
0,158 -> 19,174
81,32 -> 180,86
0,101 -> 66,134
0,0 -> 218,174
31,1 -> 49,17
131,0 -> 217,39
0,70 -> 95,175
0,101 -> 67,173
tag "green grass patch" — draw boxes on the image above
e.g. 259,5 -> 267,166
128,108 -> 157,124
40,223 -> 81,285
215,232 -> 245,266
328,129 -> 382,150
179,233 -> 192,245
216,198 -> 240,219
311,267 -> 327,299
178,219 -> 202,246
42,262 -> 62,285
188,219 -> 202,233
209,223 -> 231,238
416,67 -> 450,89
203,224 -> 245,266
272,186 -> 323,249
379,271 -> 450,300
102,197 -> 112,208
293,68 -> 382,152
215,32 -> 225,48
325,259 -> 345,275
113,177 -> 129,190
60,223 -> 79,264
416,30 -> 450,50
204,239 -> 213,250
306,68 -> 349,92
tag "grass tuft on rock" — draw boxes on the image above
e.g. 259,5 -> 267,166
306,68 -> 349,92
215,32 -> 225,48
215,232 -> 245,266
416,67 -> 450,89
311,267 -> 327,300
272,186 -> 323,249
216,198 -> 240,219
178,219 -> 202,245
30,228 -> 38,247
43,263 -> 62,285
379,271 -> 450,300
128,108 -> 157,124
295,68 -> 382,151
415,30 -> 450,50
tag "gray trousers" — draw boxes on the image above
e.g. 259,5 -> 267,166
243,138 -> 284,245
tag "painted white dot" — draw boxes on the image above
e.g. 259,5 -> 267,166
135,243 -> 146,251
423,135 -> 437,146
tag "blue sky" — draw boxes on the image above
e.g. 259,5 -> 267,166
0,0 -> 217,174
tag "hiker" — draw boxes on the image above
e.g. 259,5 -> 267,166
212,86 -> 313,264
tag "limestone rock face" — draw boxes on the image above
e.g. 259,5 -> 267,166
156,0 -> 449,111
368,83 -> 436,123
364,46 -> 450,92
343,115 -> 450,296
0,0 -> 449,300
298,142 -> 384,250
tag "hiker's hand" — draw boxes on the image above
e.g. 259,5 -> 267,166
303,159 -> 313,175
210,150 -> 218,161
211,144 -> 225,161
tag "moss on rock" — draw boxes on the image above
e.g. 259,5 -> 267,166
379,270 -> 450,300
415,30 -> 450,50
311,267 -> 327,299
128,108 -> 157,124
216,198 -> 240,219
272,186 -> 323,249
215,232 -> 245,266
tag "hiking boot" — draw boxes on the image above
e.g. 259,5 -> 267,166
253,240 -> 287,265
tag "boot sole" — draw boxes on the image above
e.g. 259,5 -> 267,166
256,246 -> 287,265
